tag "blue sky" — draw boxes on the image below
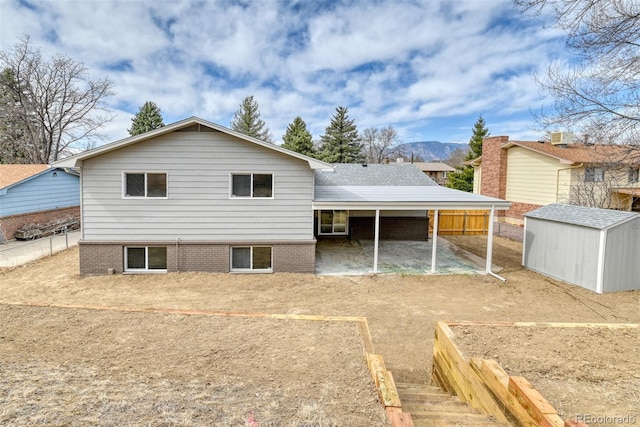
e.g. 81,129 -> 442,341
1,0 -> 566,146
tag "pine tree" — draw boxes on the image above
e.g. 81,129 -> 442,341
466,115 -> 488,161
128,101 -> 165,136
447,115 -> 489,192
282,116 -> 315,157
318,106 -> 364,163
230,95 -> 272,142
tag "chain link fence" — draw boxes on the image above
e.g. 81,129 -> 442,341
0,230 -> 81,268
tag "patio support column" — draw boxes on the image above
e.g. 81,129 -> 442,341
486,205 -> 495,273
431,209 -> 439,274
485,205 -> 506,281
373,209 -> 380,273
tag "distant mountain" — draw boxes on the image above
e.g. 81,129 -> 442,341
395,141 -> 468,162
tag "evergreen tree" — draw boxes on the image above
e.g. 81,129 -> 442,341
466,115 -> 488,161
317,106 -> 364,163
230,95 -> 272,142
447,115 -> 489,192
282,116 -> 315,157
128,101 -> 165,136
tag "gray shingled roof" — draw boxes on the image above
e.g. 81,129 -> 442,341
315,163 -> 437,186
524,204 -> 640,229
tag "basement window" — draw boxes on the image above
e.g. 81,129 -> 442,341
230,246 -> 272,272
125,247 -> 167,272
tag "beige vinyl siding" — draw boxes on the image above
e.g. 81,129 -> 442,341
505,147 -> 565,205
81,131 -> 314,241
473,166 -> 481,194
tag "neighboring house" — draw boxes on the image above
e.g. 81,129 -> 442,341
0,165 -> 80,241
469,134 -> 640,224
394,160 -> 455,186
54,117 -> 510,276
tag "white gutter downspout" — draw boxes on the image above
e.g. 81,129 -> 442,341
596,229 -> 606,294
556,163 -> 583,201
431,209 -> 439,274
486,205 -> 506,281
373,209 -> 380,274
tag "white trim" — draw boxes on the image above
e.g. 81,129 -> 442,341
312,201 -> 510,210
596,229 -> 606,294
431,209 -> 439,274
373,209 -> 380,273
122,171 -> 168,199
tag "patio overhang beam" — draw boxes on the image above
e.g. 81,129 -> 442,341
311,202 -> 511,211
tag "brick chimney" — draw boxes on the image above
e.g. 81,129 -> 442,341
480,136 -> 509,199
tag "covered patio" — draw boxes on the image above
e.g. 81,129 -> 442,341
313,185 -> 511,278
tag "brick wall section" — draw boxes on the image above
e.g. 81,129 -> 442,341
480,136 -> 509,199
349,217 -> 429,240
0,206 -> 80,241
505,201 -> 542,224
79,242 -> 124,275
273,243 -> 315,273
79,241 -> 316,276
479,136 -> 509,219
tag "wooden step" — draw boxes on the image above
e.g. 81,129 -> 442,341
395,382 -> 510,427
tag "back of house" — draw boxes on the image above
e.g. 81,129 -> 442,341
55,118 -> 329,275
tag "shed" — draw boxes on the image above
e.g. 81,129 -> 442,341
523,204 -> 640,293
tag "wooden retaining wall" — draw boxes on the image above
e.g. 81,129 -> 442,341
432,321 -> 639,427
429,210 -> 489,235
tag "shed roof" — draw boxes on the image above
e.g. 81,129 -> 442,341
315,163 -> 436,186
524,204 -> 640,229
0,164 -> 49,189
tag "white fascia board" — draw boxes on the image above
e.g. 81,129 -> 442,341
312,201 -> 511,210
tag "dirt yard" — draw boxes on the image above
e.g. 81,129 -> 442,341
1,235 -> 639,425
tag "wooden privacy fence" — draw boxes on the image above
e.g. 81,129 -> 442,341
428,210 -> 489,235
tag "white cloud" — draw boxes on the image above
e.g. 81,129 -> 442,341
0,0 -> 566,145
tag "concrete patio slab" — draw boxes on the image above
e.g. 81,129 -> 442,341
315,237 -> 499,276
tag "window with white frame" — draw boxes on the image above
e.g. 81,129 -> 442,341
319,210 -> 348,235
629,168 -> 639,184
124,246 -> 167,272
231,173 -> 273,198
230,246 -> 272,271
584,167 -> 604,183
124,173 -> 167,198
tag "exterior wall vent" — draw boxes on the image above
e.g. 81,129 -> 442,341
550,132 -> 574,145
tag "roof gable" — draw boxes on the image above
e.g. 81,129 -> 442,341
52,117 -> 332,170
0,164 -> 49,189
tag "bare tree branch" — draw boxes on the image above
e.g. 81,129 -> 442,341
0,35 -> 115,163
516,0 -> 640,143
361,126 -> 401,163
